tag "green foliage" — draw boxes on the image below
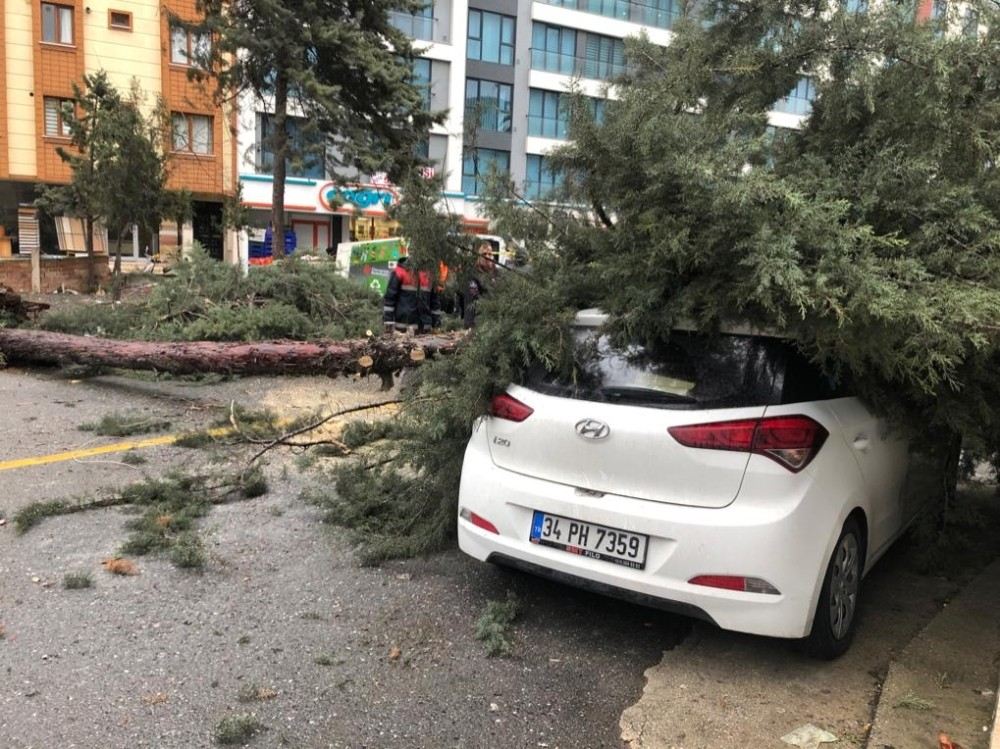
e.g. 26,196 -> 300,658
78,412 -> 171,437
187,0 -> 441,257
14,500 -> 69,534
213,714 -> 264,745
313,654 -> 335,667
35,71 -> 170,289
38,246 -> 382,341
169,531 -> 207,569
474,593 -> 520,657
63,571 -> 93,590
120,450 -> 148,466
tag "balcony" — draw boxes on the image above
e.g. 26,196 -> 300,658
389,10 -> 438,42
530,48 -> 627,80
527,114 -> 569,139
535,0 -> 680,29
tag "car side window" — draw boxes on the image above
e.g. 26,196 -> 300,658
778,344 -> 853,403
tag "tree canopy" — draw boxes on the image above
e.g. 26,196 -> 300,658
332,0 -> 1000,559
189,0 -> 441,253
37,72 -> 172,292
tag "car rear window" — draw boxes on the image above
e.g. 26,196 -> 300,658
526,329 -> 784,409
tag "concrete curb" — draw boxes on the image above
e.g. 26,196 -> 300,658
991,678 -> 999,749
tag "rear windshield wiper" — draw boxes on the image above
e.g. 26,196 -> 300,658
598,386 -> 697,404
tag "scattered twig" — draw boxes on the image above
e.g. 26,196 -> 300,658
238,398 -> 403,464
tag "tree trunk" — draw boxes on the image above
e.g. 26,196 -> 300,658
84,215 -> 96,293
0,328 -> 463,378
112,228 -> 125,300
270,68 -> 290,261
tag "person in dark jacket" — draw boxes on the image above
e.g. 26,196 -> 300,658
383,256 -> 442,333
462,242 -> 496,329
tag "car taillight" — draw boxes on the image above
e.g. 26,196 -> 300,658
668,415 -> 828,472
490,393 -> 534,422
459,507 -> 499,534
689,575 -> 781,595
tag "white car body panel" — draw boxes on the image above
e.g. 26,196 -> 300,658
458,381 -> 918,640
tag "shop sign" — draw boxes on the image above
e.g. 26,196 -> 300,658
319,183 -> 396,212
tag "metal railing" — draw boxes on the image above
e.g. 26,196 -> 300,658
389,11 -> 437,42
530,48 -> 627,80
535,0 -> 681,29
527,114 -> 569,139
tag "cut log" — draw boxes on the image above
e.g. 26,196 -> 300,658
0,328 -> 464,377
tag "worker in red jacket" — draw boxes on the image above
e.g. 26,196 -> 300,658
383,256 -> 442,333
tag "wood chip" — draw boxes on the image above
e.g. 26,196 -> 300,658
358,355 -> 374,368
409,348 -> 426,362
102,557 -> 139,576
388,645 -> 402,661
141,692 -> 168,705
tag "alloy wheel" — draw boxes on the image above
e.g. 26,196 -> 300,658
829,533 -> 860,640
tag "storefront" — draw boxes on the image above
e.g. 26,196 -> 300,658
239,174 -> 493,256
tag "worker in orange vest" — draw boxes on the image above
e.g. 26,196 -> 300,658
383,256 -> 442,333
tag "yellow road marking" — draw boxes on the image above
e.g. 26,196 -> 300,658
0,427 -> 232,472
0,402 -> 402,473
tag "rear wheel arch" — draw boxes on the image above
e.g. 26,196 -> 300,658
845,507 -> 869,570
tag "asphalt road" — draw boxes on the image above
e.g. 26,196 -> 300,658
0,368 -> 689,749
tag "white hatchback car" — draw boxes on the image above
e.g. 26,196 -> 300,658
457,311 -> 934,658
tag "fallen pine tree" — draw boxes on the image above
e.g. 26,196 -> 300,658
0,327 -> 464,378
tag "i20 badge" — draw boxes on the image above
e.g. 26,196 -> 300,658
575,418 -> 610,440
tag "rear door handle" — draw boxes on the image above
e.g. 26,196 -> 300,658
852,434 -> 871,452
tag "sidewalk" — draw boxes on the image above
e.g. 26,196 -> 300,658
868,556 -> 1000,749
620,551 -> 1000,749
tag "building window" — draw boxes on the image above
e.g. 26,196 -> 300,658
528,89 -> 568,139
256,113 -> 325,179
108,9 -> 132,30
528,89 -> 606,139
414,133 -> 448,176
531,23 -> 577,75
390,4 -> 434,41
467,10 -> 515,66
465,78 -> 513,133
411,58 -> 432,112
43,97 -> 73,137
462,147 -> 510,196
772,76 -> 815,116
41,3 -> 73,44
170,25 -> 211,67
172,113 -> 213,154
582,34 -> 626,80
525,155 -> 563,201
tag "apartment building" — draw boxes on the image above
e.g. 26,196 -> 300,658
0,0 -> 238,261
237,0 -> 815,251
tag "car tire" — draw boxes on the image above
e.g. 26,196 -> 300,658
805,518 -> 864,660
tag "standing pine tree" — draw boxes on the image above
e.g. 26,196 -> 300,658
186,0 -> 440,257
37,72 -> 172,295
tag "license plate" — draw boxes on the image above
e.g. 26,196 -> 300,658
529,511 -> 648,570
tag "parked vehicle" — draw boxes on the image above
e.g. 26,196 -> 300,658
457,311 -> 935,658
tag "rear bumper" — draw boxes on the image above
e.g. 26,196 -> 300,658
487,552 -> 718,625
457,424 -> 844,639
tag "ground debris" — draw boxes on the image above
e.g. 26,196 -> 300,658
101,557 -> 139,576
780,724 -> 838,749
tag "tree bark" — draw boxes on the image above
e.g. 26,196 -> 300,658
84,214 -> 96,293
270,68 -> 290,260
0,329 -> 463,378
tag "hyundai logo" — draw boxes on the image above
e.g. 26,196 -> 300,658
575,418 -> 611,440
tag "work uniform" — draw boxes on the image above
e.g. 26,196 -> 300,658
383,262 -> 442,333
